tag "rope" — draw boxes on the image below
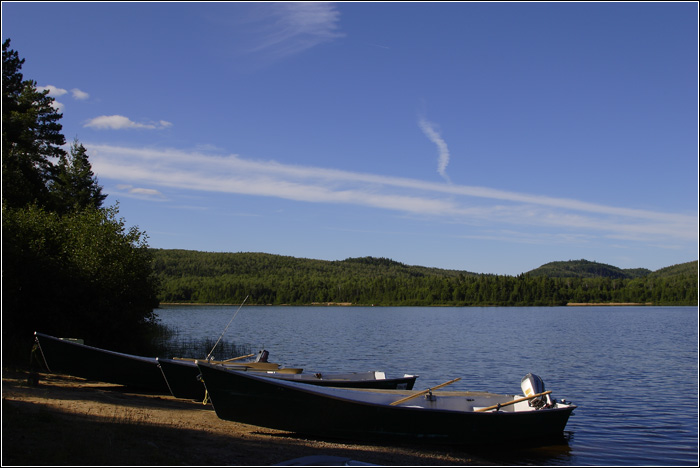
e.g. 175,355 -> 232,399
206,295 -> 249,361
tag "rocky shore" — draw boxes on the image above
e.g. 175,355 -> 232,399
2,369 -> 492,466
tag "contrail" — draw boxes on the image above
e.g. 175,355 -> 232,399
418,117 -> 451,183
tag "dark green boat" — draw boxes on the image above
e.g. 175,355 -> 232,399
157,356 -> 418,401
33,331 -> 170,393
197,361 -> 577,446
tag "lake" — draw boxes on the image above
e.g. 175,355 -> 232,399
155,305 -> 698,466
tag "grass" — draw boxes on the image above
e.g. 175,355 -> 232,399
151,323 -> 253,361
159,336 -> 253,361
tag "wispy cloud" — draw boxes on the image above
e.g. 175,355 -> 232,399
241,2 -> 344,60
115,184 -> 167,201
38,85 -> 89,101
87,143 -> 698,247
38,85 -> 167,131
84,115 -> 173,130
418,117 -> 451,183
37,84 -> 89,112
71,88 -> 89,100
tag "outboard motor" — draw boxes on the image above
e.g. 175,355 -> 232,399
521,373 -> 553,408
255,349 -> 269,363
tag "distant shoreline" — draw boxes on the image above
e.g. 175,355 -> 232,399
566,302 -> 653,306
158,302 -> 353,306
159,302 -> 657,307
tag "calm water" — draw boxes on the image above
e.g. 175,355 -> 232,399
155,305 -> 698,466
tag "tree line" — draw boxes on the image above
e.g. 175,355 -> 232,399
152,250 -> 698,306
2,39 -> 160,362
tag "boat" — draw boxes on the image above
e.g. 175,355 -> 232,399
169,349 -> 302,373
157,354 -> 304,400
157,356 -> 418,401
267,370 -> 417,390
196,361 -> 576,446
33,331 -> 170,393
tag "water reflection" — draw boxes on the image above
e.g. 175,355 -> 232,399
466,435 -> 574,465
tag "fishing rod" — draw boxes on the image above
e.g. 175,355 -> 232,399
206,295 -> 249,361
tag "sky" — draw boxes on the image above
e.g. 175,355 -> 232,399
2,1 -> 698,276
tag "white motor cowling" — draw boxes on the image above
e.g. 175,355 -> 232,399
521,373 -> 553,408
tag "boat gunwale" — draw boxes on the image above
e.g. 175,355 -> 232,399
34,331 -> 158,364
158,357 -> 416,384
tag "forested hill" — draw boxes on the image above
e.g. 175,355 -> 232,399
526,259 -> 651,279
151,250 -> 698,306
152,249 -> 476,279
647,261 -> 699,278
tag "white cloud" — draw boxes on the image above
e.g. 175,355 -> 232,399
131,188 -> 164,197
37,85 -> 68,97
37,85 -> 66,112
71,88 -> 90,100
418,117 -> 451,183
50,100 -> 64,113
35,85 -> 89,115
114,184 -> 166,200
38,85 -> 88,101
244,2 -> 344,59
84,115 -> 172,130
86,143 -> 698,247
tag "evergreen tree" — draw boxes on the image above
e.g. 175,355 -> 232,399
2,39 -> 66,209
51,138 -> 107,213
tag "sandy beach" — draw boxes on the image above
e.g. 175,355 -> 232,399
2,368 -> 493,466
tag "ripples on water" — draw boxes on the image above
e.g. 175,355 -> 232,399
156,305 -> 698,466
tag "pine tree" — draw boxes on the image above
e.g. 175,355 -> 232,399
2,39 -> 66,209
51,139 -> 107,213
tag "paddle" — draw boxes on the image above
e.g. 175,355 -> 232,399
389,378 -> 461,406
222,353 -> 256,363
474,390 -> 552,412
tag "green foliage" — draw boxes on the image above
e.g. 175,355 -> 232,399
526,259 -> 651,279
152,250 -> 698,307
2,204 -> 161,356
50,139 -> 107,214
2,39 -> 67,210
647,261 -> 698,278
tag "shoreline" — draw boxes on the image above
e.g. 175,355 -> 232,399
2,368 -> 493,466
565,302 -> 653,306
159,302 -> 658,307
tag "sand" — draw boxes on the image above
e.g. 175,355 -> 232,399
2,369 -> 493,466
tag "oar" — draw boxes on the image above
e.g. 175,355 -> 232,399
222,353 -> 255,363
474,390 -> 552,412
389,378 -> 461,406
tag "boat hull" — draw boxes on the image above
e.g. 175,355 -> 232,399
34,332 -> 169,393
197,362 -> 576,446
158,358 -> 206,400
158,357 -> 417,401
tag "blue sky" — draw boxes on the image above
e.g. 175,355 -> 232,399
2,2 -> 698,275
